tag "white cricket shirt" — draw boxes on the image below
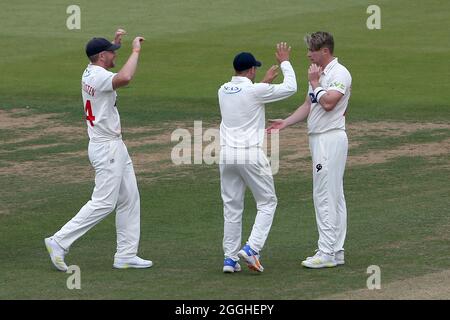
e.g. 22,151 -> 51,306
218,61 -> 297,148
81,64 -> 121,142
307,58 -> 352,135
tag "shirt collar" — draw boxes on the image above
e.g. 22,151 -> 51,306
231,76 -> 253,84
88,63 -> 107,71
323,58 -> 338,75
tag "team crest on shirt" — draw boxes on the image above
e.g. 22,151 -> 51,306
309,92 -> 318,103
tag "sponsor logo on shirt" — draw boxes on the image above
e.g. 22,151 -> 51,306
82,69 -> 91,78
223,86 -> 242,94
330,81 -> 345,91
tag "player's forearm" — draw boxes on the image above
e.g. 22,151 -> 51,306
310,81 -> 339,111
279,61 -> 297,93
317,93 -> 338,111
258,62 -> 297,103
115,50 -> 139,87
284,103 -> 310,126
117,51 -> 140,83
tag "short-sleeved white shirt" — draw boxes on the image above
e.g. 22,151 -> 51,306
307,58 -> 352,135
81,64 -> 121,142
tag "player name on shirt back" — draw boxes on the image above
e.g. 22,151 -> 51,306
82,81 -> 96,97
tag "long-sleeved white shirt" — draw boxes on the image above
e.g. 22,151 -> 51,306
218,61 -> 297,148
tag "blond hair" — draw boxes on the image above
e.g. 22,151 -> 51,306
304,31 -> 334,54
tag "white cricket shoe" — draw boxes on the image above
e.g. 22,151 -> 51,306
305,249 -> 320,261
302,250 -> 337,269
44,237 -> 68,272
335,250 -> 345,265
113,256 -> 153,269
306,249 -> 345,266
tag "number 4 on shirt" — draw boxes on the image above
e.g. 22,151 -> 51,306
85,100 -> 95,126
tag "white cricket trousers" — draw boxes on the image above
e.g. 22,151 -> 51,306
53,139 -> 141,259
309,129 -> 348,255
220,147 -> 277,261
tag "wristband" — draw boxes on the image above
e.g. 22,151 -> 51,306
313,86 -> 326,102
133,48 -> 141,53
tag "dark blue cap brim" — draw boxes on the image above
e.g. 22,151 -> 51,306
107,43 -> 121,51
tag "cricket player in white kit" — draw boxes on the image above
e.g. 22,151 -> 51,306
45,29 -> 152,271
268,32 -> 351,268
219,43 -> 297,273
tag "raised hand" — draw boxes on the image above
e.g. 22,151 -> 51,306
275,42 -> 291,64
114,28 -> 127,45
261,65 -> 279,84
132,37 -> 145,51
308,64 -> 323,86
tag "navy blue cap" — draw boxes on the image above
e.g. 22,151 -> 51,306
233,52 -> 262,71
85,37 -> 121,57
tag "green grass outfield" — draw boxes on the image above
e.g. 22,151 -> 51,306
0,0 -> 449,299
